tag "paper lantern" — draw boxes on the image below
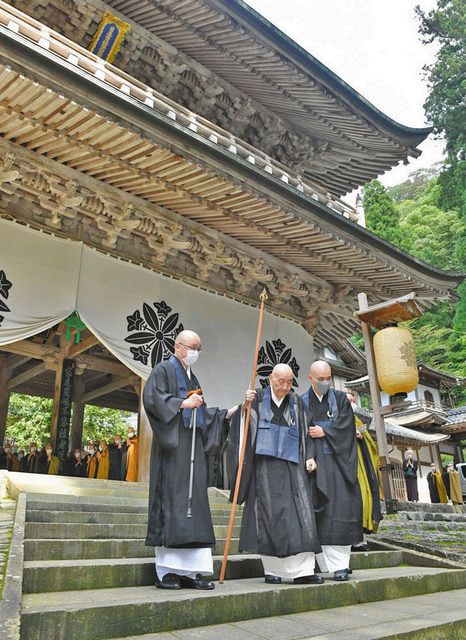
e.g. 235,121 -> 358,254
373,326 -> 418,395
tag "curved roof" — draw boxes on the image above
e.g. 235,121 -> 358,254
106,0 -> 432,195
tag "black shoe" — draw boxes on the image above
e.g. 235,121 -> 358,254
179,574 -> 215,590
347,568 -> 353,575
264,574 -> 282,584
293,574 -> 324,585
351,544 -> 369,552
155,572 -> 181,589
333,569 -> 350,582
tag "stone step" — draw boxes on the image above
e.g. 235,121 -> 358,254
24,521 -> 240,540
25,509 -> 239,526
110,588 -> 466,640
19,566 -> 466,640
22,550 -> 403,594
393,501 -> 466,514
379,520 -> 465,532
396,510 -> 466,522
23,537 -> 239,561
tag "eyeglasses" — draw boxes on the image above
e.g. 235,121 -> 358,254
177,342 -> 202,352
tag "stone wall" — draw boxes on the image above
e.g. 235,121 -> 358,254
0,471 -> 15,599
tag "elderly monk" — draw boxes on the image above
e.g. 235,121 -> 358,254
227,363 -> 323,585
301,361 -> 362,582
143,330 -> 236,590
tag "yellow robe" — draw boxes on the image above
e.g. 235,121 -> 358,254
356,419 -> 381,533
434,470 -> 448,504
87,454 -> 98,479
125,437 -> 139,482
96,449 -> 110,479
448,470 -> 463,505
47,455 -> 60,475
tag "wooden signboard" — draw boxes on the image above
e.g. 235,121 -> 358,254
55,358 -> 75,465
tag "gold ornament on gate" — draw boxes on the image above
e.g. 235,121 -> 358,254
373,326 -> 418,395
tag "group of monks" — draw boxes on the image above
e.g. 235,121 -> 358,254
143,329 -> 382,591
1,428 -> 139,482
72,429 -> 139,482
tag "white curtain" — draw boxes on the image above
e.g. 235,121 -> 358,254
0,219 -> 314,407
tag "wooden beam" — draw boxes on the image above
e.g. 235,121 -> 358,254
355,293 -> 422,328
0,340 -> 60,360
83,376 -> 138,403
75,354 -> 132,377
68,334 -> 99,358
5,355 -> 33,374
7,362 -> 49,390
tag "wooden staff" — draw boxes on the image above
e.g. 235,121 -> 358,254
219,288 -> 268,583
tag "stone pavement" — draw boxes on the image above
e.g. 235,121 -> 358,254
112,589 -> 466,640
0,471 -> 16,599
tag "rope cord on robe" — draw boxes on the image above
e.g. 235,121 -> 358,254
186,388 -> 203,519
219,288 -> 269,584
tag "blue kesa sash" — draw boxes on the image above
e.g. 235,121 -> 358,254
169,355 -> 206,429
255,387 -> 299,463
302,387 -> 339,454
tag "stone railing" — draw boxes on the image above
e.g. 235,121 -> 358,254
0,0 -> 359,223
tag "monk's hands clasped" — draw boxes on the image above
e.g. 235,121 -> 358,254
181,394 -> 204,409
306,458 -> 317,473
308,425 -> 325,438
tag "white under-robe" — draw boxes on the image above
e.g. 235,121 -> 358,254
317,545 -> 351,573
261,552 -> 315,580
155,546 -> 213,579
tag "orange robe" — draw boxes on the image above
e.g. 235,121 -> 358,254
125,437 -> 139,482
97,449 -> 110,479
87,454 -> 98,479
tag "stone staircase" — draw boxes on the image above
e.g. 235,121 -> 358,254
375,501 -> 466,564
2,473 -> 466,640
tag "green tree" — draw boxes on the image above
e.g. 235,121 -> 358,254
5,394 -> 135,450
363,180 -> 406,247
415,0 -> 466,267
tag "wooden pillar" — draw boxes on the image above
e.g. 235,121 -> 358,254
433,444 -> 443,470
137,379 -> 152,483
71,377 -> 85,452
0,362 -> 10,445
358,293 -> 396,511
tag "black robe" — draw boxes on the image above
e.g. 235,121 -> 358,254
302,388 -> 362,546
108,443 -> 123,481
403,460 -> 419,501
427,471 -> 441,503
227,390 -> 321,558
143,359 -> 227,548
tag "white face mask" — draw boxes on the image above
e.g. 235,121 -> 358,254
99,446 -> 104,452
128,432 -> 135,439
46,449 -> 52,456
89,448 -> 95,455
115,439 -> 122,445
18,453 -> 24,460
183,349 -> 199,367
30,447 -> 36,454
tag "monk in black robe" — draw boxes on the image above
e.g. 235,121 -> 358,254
403,449 -> 419,501
227,364 -> 323,585
143,330 -> 235,591
302,361 -> 362,582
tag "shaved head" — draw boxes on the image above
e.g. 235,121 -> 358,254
309,360 -> 331,377
175,330 -> 200,345
308,360 -> 332,395
174,329 -> 201,369
269,363 -> 294,400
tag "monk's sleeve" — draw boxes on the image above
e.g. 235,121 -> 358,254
142,365 -> 183,450
321,394 -> 358,485
202,406 -> 228,455
302,401 -> 316,461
